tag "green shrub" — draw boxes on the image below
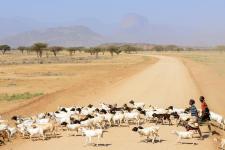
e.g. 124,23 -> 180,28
0,92 -> 43,101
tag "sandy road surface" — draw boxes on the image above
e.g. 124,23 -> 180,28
98,55 -> 201,107
2,55 -> 216,150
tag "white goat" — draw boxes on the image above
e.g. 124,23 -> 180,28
81,128 -> 104,146
66,123 -> 81,136
81,119 -> 94,129
113,112 -> 124,126
101,113 -> 113,127
36,118 -> 49,124
129,100 -> 145,108
54,112 -> 71,124
37,113 -> 46,119
7,127 -> 17,138
144,110 -> 155,122
173,130 -> 195,144
210,112 -> 224,129
25,126 -> 45,140
124,111 -> 140,126
169,108 -> 185,114
132,126 -> 160,144
0,124 -> 8,131
99,103 -> 110,111
81,108 -> 95,116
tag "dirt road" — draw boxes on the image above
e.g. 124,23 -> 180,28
2,55 -> 216,150
98,55 -> 201,107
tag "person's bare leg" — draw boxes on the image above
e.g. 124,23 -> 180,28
208,123 -> 212,135
197,128 -> 203,139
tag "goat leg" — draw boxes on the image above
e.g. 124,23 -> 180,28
152,136 -> 155,144
97,137 -> 99,147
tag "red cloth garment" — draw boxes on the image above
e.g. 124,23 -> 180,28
201,102 -> 208,112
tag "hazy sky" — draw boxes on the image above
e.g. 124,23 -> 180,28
1,0 -> 225,46
1,0 -> 225,25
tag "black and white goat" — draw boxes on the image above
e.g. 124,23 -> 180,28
132,126 -> 160,144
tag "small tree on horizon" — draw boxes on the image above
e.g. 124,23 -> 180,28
107,45 -> 118,57
120,45 -> 137,54
31,43 -> 48,58
0,44 -> 11,55
49,46 -> 63,57
151,45 -> 164,51
18,46 -> 29,54
90,47 -> 102,58
66,47 -> 78,56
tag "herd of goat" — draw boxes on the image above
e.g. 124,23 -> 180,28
0,100 -> 225,149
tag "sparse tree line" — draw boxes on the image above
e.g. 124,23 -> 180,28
2,43 -> 225,56
0,43 -> 143,58
151,45 -> 185,51
151,45 -> 225,52
215,45 -> 225,51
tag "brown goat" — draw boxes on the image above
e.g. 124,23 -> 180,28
0,130 -> 10,145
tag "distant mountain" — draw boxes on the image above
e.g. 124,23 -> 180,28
0,17 -> 48,38
111,13 -> 152,43
1,14 -> 224,47
74,17 -> 116,35
0,26 -> 106,47
112,13 -> 225,46
112,13 -> 179,44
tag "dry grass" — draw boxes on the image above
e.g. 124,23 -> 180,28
0,50 -> 115,65
176,51 -> 225,76
152,50 -> 225,117
0,52 -> 150,94
0,51 -> 157,114
151,51 -> 225,77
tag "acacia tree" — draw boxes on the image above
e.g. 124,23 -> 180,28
0,45 -> 11,55
164,45 -> 183,51
100,47 -> 106,55
25,46 -> 32,54
120,45 -> 137,54
18,46 -> 28,54
31,43 -> 48,58
152,45 -> 164,51
90,47 -> 102,58
85,48 -> 94,55
77,47 -> 85,53
107,46 -> 118,57
114,48 -> 122,55
49,46 -> 63,57
66,47 -> 78,56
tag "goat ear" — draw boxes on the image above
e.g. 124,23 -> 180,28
138,126 -> 143,129
11,116 -> 17,120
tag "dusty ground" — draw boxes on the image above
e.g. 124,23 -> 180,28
1,51 -> 225,150
161,51 -> 225,116
0,53 -> 155,115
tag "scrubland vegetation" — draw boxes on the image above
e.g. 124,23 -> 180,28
0,92 -> 43,101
